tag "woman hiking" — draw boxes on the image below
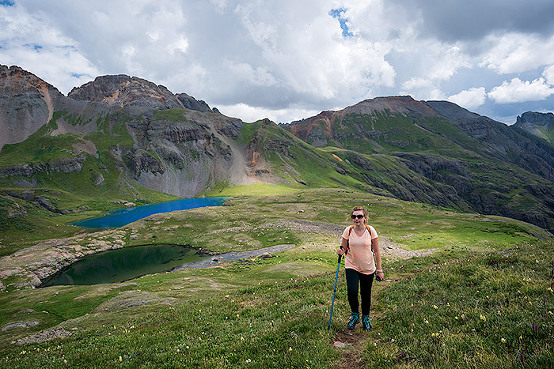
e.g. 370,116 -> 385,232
337,206 -> 384,330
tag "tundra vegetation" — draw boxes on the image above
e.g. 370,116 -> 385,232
0,188 -> 552,368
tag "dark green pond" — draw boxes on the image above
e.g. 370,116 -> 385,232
40,245 -> 210,287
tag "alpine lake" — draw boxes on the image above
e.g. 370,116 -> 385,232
40,197 -> 228,287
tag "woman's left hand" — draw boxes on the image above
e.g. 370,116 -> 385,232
376,270 -> 384,281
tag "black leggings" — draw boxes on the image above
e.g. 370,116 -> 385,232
345,268 -> 375,315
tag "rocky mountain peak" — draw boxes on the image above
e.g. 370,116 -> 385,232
344,96 -> 439,117
0,65 -> 61,95
516,111 -> 554,127
68,74 -> 184,110
515,111 -> 554,143
0,65 -> 64,150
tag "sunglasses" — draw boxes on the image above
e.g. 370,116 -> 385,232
351,214 -> 364,219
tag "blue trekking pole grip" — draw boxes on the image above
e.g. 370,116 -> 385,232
328,253 -> 342,329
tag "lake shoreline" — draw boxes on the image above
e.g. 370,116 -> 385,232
174,244 -> 297,270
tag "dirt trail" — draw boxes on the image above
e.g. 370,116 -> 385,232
332,330 -> 368,369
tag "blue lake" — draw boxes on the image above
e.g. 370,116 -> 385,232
72,197 -> 228,228
40,245 -> 210,287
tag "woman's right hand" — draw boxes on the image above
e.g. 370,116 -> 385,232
337,247 -> 345,256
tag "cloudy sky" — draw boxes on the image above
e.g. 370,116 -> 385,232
1,0 -> 554,124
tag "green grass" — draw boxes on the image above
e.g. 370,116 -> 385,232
153,109 -> 188,122
367,240 -> 554,368
0,113 -> 80,166
208,182 -> 300,197
0,188 -> 552,368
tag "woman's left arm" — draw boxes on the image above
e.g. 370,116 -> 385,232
372,237 -> 384,280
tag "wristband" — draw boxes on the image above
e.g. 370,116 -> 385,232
376,269 -> 383,272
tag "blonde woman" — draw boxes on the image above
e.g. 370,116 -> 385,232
337,206 -> 384,330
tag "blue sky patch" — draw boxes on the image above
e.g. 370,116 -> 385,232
24,43 -> 43,51
329,8 -> 354,38
0,1 -> 15,7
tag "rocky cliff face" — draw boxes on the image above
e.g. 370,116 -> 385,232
68,75 -> 183,110
0,66 -> 248,200
0,65 -> 65,150
67,74 -> 218,115
119,110 -> 244,197
516,111 -> 554,127
514,111 -> 554,143
77,82 -> 247,197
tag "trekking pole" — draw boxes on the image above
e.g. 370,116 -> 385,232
328,253 -> 342,329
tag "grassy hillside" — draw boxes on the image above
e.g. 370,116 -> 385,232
238,119 -> 368,189
285,110 -> 554,232
0,188 -> 551,368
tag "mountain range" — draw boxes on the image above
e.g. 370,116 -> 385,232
0,64 -> 553,234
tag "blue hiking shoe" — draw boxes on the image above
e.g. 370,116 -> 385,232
362,315 -> 372,330
347,312 -> 360,330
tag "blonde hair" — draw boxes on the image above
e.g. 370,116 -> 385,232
350,206 -> 368,224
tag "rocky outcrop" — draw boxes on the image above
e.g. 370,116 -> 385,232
0,155 -> 86,178
176,93 -> 212,112
342,151 -> 463,209
514,111 -> 554,143
516,111 -> 554,127
68,75 -> 184,110
115,109 -> 242,197
0,230 -> 128,289
0,65 -> 65,150
67,75 -> 216,115
394,153 -> 472,197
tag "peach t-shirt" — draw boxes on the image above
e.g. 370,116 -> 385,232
342,225 -> 378,275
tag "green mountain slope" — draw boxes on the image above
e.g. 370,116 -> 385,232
284,97 -> 554,232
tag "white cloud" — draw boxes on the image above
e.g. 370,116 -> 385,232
488,77 -> 554,104
167,36 -> 189,55
400,78 -> 445,100
543,65 -> 554,86
0,3 -> 99,93
226,62 -> 277,87
480,33 -> 554,74
227,1 -> 397,105
2,0 -> 554,123
217,102 -> 320,124
448,87 -> 486,109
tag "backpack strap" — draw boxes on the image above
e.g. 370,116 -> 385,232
345,225 -> 354,254
366,224 -> 375,253
349,225 -> 374,253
